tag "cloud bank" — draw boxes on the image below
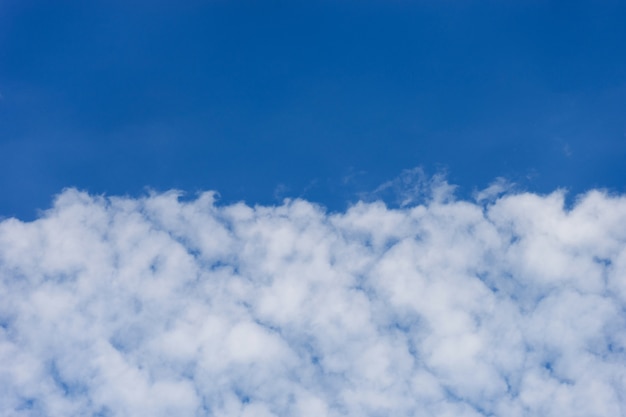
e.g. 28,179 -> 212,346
1,184 -> 626,416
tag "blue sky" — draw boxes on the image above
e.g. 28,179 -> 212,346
1,1 -> 625,218
2,3 -> 626,416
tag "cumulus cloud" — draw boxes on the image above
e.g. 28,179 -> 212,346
1,183 -> 626,416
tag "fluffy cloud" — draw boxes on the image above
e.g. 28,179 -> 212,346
1,184 -> 626,416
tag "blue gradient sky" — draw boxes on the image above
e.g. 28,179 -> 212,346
1,0 -> 625,219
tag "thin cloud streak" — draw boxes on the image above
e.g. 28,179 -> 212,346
1,183 -> 626,416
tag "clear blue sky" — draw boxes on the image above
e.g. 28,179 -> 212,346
1,0 -> 625,219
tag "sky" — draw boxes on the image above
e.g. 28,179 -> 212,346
1,0 -> 625,218
1,1 -> 626,416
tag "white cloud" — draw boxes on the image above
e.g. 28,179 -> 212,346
1,184 -> 626,416
473,177 -> 513,202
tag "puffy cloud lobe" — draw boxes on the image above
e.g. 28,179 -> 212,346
1,186 -> 626,416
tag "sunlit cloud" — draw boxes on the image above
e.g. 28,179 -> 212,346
1,182 -> 625,416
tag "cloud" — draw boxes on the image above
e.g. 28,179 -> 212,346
367,167 -> 456,207
1,183 -> 626,416
473,177 -> 514,203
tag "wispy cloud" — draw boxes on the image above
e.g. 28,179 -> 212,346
366,167 -> 456,207
473,177 -> 514,202
1,183 -> 625,416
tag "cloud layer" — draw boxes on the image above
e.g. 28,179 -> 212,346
1,185 -> 626,416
